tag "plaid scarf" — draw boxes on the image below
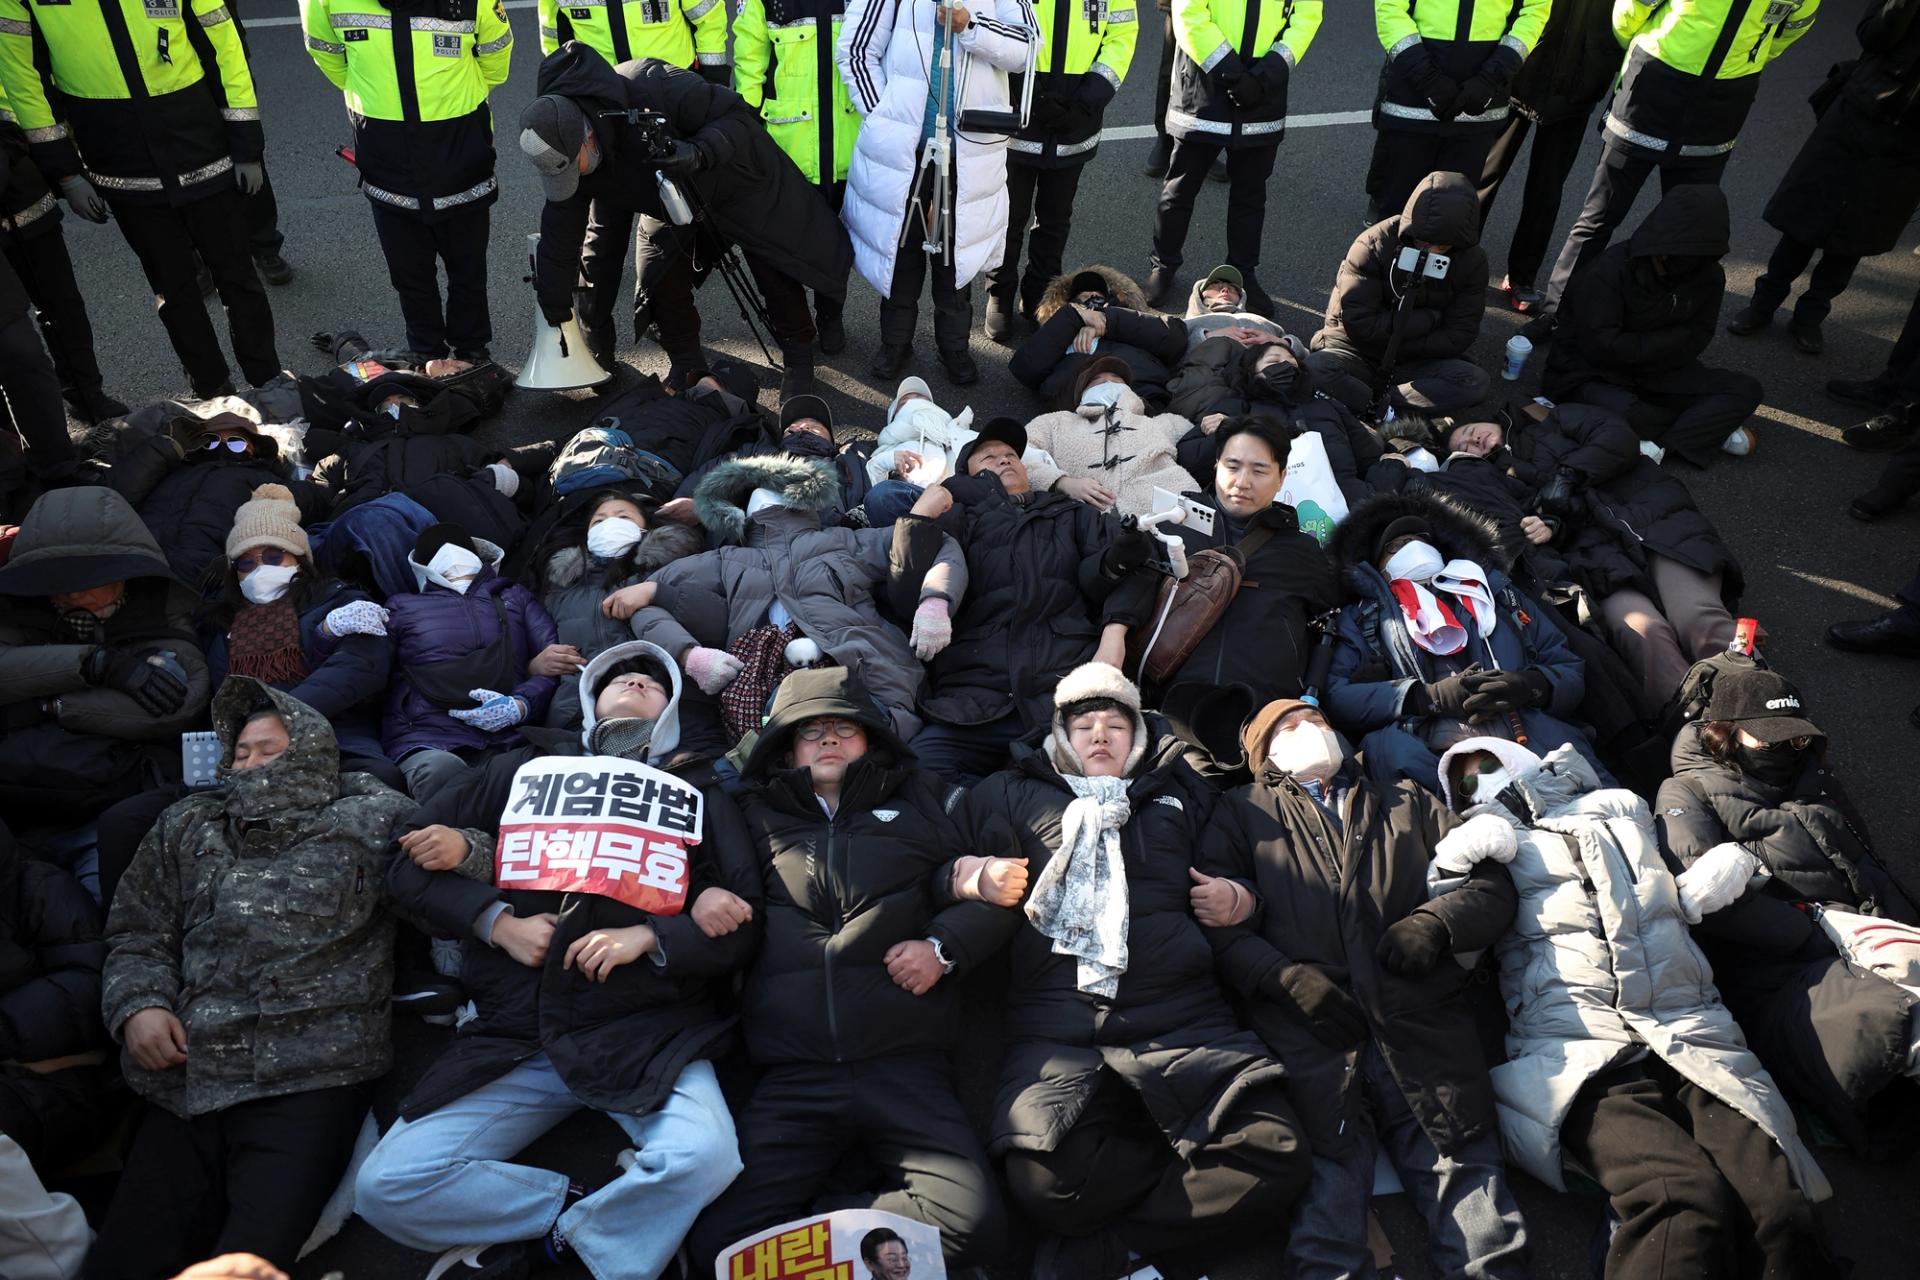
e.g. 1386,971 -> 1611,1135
226,598 -> 310,685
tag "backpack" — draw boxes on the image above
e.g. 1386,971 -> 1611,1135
548,420 -> 681,499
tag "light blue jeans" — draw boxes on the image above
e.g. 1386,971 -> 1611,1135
354,1055 -> 740,1280
1284,1044 -> 1529,1280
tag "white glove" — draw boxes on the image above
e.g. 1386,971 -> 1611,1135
784,636 -> 823,666
323,600 -> 390,638
1431,812 -> 1520,876
910,598 -> 952,661
683,646 -> 743,695
447,688 -> 527,733
1674,841 -> 1763,924
485,462 -> 520,497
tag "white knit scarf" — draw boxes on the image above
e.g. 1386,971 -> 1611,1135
1025,773 -> 1133,997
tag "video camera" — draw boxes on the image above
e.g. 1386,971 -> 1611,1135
609,107 -> 678,160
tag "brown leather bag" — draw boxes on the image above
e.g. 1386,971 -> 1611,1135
1126,525 -> 1275,685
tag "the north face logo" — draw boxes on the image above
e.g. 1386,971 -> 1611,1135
1765,696 -> 1800,710
874,809 -> 898,823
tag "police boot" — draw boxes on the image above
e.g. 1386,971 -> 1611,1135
779,350 -> 818,401
870,343 -> 913,382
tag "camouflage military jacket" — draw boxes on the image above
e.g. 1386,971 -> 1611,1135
102,679 -> 415,1117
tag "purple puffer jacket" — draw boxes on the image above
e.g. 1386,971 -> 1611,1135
382,552 -> 560,760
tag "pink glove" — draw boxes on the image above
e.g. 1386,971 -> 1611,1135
684,645 -> 743,695
910,598 -> 952,661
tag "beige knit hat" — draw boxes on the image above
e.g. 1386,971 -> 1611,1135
226,483 -> 310,562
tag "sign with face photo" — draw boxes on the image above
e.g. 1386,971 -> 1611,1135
495,755 -> 702,913
717,1209 -> 943,1280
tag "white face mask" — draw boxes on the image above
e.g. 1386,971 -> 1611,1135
1384,539 -> 1446,582
585,516 -> 645,560
425,544 -> 483,595
1269,722 -> 1344,782
1457,765 -> 1515,810
1078,381 -> 1126,412
239,563 -> 299,605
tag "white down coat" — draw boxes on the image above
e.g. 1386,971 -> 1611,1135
1433,739 -> 1831,1204
837,0 -> 1039,295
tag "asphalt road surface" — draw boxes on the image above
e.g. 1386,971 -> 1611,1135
44,2 -> 1920,1276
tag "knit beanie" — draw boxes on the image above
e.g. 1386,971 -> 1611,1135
225,484 -> 309,562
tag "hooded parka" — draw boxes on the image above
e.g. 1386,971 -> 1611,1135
1442,739 -> 1830,1204
1010,267 -> 1188,411
102,681 -> 416,1118
630,454 -> 968,742
391,640 -> 762,1119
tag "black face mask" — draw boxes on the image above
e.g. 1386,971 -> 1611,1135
781,430 -> 834,458
1257,362 -> 1299,402
1733,738 -> 1803,786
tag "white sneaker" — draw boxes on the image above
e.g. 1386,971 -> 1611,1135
1721,426 -> 1756,456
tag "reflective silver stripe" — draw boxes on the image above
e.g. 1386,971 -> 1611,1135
1379,100 -> 1509,124
222,106 -> 259,122
363,181 -> 422,209
9,190 -> 57,229
538,24 -> 559,39
178,157 -> 234,186
473,31 -> 512,53
1165,107 -> 1229,134
696,50 -> 727,65
685,0 -> 721,19
1106,6 -> 1135,19
0,17 -> 31,35
1008,137 -> 1042,153
763,113 -> 811,124
412,17 -> 475,32
25,124 -> 67,143
1679,138 -> 1738,157
0,107 -> 12,122
1499,33 -> 1529,58
1277,43 -> 1296,70
432,176 -> 497,210
1241,117 -> 1285,135
89,172 -> 165,192
1056,133 -> 1100,156
333,13 -> 393,28
1008,135 -> 1095,157
1091,61 -> 1120,90
197,5 -> 233,25
1386,33 -> 1421,61
307,34 -> 348,53
1199,41 -> 1230,73
1603,113 -> 1664,150
1783,15 -> 1815,29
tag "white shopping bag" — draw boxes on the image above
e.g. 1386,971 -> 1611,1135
1278,431 -> 1349,544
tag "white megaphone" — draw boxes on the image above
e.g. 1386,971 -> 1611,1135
517,233 -> 613,391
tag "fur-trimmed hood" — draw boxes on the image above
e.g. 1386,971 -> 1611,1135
541,520 -> 706,590
1035,264 -> 1150,324
692,454 -> 841,546
1326,490 -> 1510,579
1044,661 -> 1150,777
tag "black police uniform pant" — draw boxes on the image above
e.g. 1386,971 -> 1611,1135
229,9 -> 283,259
642,227 -> 818,363
6,230 -> 113,421
1002,1069 -> 1310,1266
1751,233 -> 1862,326
369,199 -> 492,361
111,187 -> 280,398
687,1055 -> 1006,1271
1542,140 -> 1731,316
1554,364 -> 1762,468
1478,110 -> 1593,290
1561,1059 -> 1829,1280
0,299 -> 75,480
1151,138 -> 1278,274
986,159 -> 1088,318
1366,125 -> 1500,226
85,1083 -> 370,1280
882,159 -> 972,353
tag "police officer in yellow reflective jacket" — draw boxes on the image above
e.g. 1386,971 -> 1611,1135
305,0 -> 513,364
735,0 -> 862,356
1531,0 -> 1820,330
545,0 -> 731,367
984,0 -> 1136,340
0,0 -> 282,399
1366,0 -> 1551,224
1147,0 -> 1322,315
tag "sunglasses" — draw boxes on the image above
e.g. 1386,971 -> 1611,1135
234,547 -> 292,575
200,435 -> 252,453
1076,294 -> 1107,309
795,718 -> 863,742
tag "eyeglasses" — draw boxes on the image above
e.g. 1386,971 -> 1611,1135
795,718 -> 863,742
200,435 -> 251,453
233,547 -> 292,575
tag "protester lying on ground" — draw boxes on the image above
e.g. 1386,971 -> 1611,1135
675,393 -> 873,527
1010,267 -> 1187,412
1020,356 -> 1203,516
1180,265 -> 1289,351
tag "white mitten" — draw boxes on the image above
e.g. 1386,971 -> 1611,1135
323,600 -> 390,637
784,636 -> 823,666
1431,812 -> 1520,876
1674,842 -> 1762,924
486,462 -> 520,497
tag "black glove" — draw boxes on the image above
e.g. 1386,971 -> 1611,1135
81,647 -> 190,717
1101,524 -> 1157,579
1032,89 -> 1072,133
1427,75 -> 1463,121
1452,75 -> 1501,118
1460,667 -> 1551,717
539,298 -> 574,327
1209,50 -> 1250,98
1376,913 -> 1451,976
1251,53 -> 1291,99
1481,44 -> 1524,90
1533,466 -> 1578,521
1405,664 -> 1482,718
656,139 -> 707,176
695,62 -> 731,87
1263,962 -> 1368,1049
1226,75 -> 1264,110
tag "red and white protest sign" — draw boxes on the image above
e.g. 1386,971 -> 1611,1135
495,755 -> 703,914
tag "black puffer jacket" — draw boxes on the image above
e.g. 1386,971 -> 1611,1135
1312,173 -> 1490,370
735,669 -> 1004,1065
1656,723 -> 1920,1151
0,829 -> 107,1066
1368,447 -> 1570,593
1201,744 -> 1514,1157
116,450 -> 331,591
913,473 -> 1126,732
1545,185 -> 1730,398
1506,402 -> 1741,606
1508,0 -> 1622,124
1011,267 -> 1189,412
313,433 -> 496,515
966,724 -> 1286,1156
